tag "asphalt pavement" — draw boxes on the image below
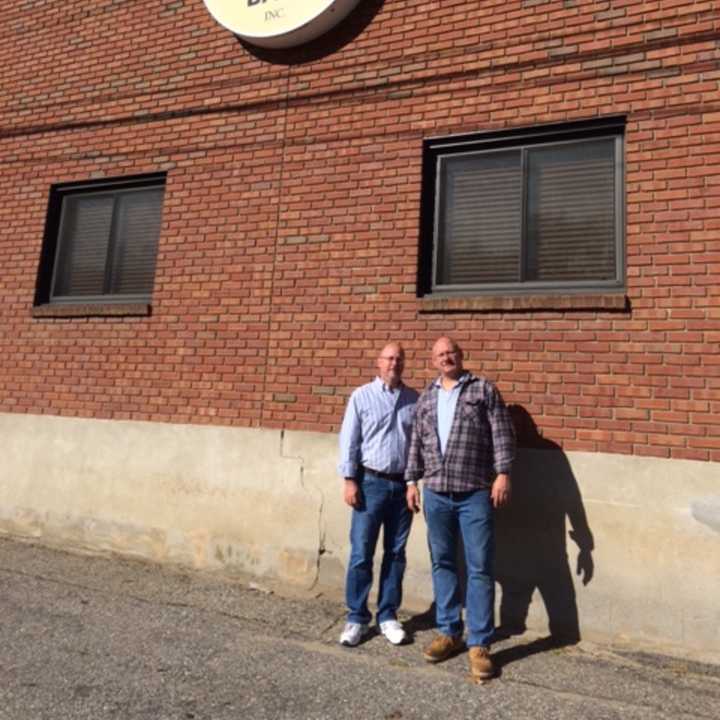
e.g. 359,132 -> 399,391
2,536 -> 719,720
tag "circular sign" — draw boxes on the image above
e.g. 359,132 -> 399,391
203,0 -> 363,49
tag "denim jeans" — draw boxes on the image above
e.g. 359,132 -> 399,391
346,471 -> 413,625
423,487 -> 495,647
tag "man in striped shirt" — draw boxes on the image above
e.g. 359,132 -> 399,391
406,336 -> 515,681
337,342 -> 419,647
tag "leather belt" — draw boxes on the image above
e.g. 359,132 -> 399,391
362,466 -> 405,483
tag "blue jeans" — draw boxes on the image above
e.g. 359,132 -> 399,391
423,487 -> 495,647
346,472 -> 413,625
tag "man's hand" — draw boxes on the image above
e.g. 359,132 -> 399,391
344,479 -> 360,508
406,483 -> 421,513
491,473 -> 511,508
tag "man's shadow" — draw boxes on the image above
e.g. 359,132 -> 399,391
493,404 -> 595,665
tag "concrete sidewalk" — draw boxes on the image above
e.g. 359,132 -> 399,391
2,537 -> 718,720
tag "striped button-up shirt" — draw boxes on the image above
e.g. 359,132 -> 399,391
338,378 -> 419,478
405,373 -> 515,492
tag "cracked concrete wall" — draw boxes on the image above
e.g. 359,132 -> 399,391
1,413 -> 321,584
1,412 -> 719,659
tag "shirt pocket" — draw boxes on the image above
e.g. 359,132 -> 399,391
359,404 -> 392,425
460,398 -> 486,428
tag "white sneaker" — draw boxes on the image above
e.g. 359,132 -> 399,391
339,622 -> 369,647
379,619 -> 406,645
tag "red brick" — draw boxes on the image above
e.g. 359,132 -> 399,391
0,0 -> 718,460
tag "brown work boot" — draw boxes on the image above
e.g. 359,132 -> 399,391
468,645 -> 495,680
423,633 -> 464,663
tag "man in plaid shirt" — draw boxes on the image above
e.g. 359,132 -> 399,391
405,336 -> 515,681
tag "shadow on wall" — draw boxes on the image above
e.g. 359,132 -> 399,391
494,405 -> 595,653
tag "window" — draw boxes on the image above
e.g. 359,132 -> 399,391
35,174 -> 166,306
419,118 -> 625,297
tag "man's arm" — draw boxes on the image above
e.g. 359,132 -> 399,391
486,384 -> 516,509
405,403 -> 425,513
338,393 -> 362,508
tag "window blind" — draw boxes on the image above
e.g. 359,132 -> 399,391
526,140 -> 616,282
437,151 -> 522,285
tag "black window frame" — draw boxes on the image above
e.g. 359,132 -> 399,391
418,117 -> 626,298
35,173 -> 166,307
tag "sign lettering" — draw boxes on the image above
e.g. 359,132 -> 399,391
203,0 -> 363,49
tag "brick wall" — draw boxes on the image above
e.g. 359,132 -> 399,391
0,0 -> 718,460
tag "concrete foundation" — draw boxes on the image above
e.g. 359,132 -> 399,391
1,412 -> 718,661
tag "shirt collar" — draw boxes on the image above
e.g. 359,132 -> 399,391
433,371 -> 470,390
375,376 -> 402,393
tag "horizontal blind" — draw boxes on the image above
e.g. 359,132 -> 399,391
436,151 -> 522,285
53,195 -> 114,297
110,188 -> 164,295
526,139 -> 616,282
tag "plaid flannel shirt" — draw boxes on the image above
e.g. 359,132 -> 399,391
405,373 -> 515,492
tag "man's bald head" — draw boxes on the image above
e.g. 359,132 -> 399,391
377,342 -> 405,388
432,336 -> 464,380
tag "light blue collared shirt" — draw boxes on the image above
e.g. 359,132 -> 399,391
338,378 -> 419,478
436,373 -> 469,457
